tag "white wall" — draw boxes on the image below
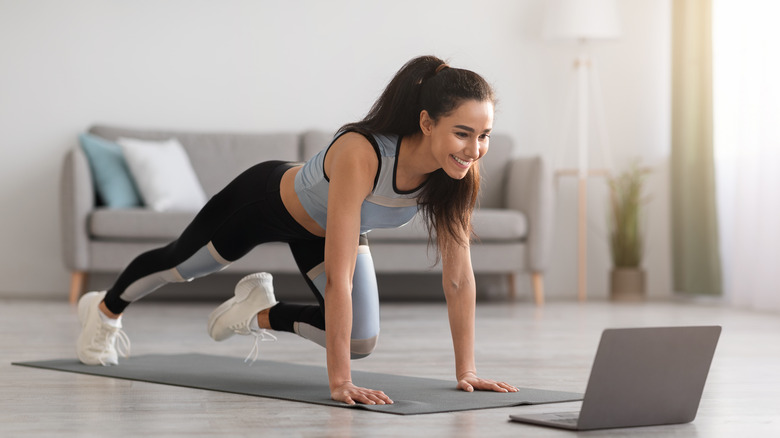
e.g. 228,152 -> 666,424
0,0 -> 671,300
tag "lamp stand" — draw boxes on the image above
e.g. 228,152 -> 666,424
576,52 -> 590,302
554,45 -> 614,302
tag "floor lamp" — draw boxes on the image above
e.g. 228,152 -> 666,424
543,0 -> 621,301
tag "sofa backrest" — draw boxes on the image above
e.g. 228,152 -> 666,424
477,133 -> 512,209
301,130 -> 334,161
89,125 -> 300,197
88,125 -> 513,207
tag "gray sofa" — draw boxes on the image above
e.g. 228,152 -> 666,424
61,125 -> 554,305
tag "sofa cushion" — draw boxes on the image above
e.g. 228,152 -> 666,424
89,207 -> 527,243
366,208 -> 527,242
474,209 -> 528,241
118,137 -> 208,212
78,133 -> 143,208
89,208 -> 197,240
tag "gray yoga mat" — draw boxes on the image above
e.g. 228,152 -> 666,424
13,353 -> 582,415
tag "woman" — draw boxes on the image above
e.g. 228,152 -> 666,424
76,55 -> 518,405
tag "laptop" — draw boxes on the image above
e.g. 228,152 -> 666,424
509,326 -> 721,431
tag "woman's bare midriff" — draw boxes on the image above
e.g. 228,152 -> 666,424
280,166 -> 326,238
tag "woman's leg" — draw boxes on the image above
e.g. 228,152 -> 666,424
102,161 -> 290,315
79,161 -> 295,366
270,234 -> 380,359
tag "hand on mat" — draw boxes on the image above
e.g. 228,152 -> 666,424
331,381 -> 394,406
457,373 -> 518,393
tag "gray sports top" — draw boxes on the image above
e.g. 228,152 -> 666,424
294,131 -> 424,234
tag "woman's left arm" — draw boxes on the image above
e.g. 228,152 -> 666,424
441,237 -> 518,393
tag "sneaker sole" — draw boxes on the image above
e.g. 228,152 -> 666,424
207,273 -> 277,341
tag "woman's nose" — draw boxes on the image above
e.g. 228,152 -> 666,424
465,140 -> 480,159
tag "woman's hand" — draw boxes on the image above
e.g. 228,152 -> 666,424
331,381 -> 394,405
457,372 -> 518,393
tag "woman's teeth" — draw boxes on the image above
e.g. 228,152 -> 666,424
452,155 -> 469,166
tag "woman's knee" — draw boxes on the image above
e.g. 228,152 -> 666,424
350,334 -> 379,359
174,242 -> 231,280
292,322 -> 378,359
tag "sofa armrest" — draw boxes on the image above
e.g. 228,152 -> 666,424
504,156 -> 555,272
60,145 -> 94,271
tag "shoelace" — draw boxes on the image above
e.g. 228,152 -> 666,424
243,329 -> 277,365
114,329 -> 131,359
92,324 -> 131,366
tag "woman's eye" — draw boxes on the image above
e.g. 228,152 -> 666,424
455,132 -> 469,138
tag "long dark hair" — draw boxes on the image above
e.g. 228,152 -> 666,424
341,56 -> 496,254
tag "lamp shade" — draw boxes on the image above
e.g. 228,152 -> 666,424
543,0 -> 621,40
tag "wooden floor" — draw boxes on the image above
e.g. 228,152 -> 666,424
2,296 -> 779,437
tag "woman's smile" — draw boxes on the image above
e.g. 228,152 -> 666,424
451,154 -> 472,169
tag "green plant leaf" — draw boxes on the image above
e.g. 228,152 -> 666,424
607,161 -> 648,268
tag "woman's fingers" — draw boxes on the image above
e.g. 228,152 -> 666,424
457,379 -> 474,392
480,379 -> 518,392
366,388 -> 393,405
352,387 -> 392,405
459,376 -> 519,393
332,382 -> 393,405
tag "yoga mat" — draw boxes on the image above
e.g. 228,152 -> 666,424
13,353 -> 582,415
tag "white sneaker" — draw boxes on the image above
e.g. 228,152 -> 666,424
207,272 -> 278,342
76,291 -> 131,366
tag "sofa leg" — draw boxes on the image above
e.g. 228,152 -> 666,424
531,272 -> 545,306
507,273 -> 517,300
69,271 -> 88,304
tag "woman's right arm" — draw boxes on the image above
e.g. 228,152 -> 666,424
322,133 -> 393,405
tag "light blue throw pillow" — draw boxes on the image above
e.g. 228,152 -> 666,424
79,133 -> 143,208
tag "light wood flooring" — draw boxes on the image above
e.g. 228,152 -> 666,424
2,296 -> 779,437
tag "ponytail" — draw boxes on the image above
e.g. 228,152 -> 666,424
341,55 -> 445,136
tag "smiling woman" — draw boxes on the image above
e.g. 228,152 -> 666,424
340,56 -> 496,250
75,55 -> 516,407
416,100 -> 493,249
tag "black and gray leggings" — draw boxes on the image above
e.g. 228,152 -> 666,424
102,161 -> 380,359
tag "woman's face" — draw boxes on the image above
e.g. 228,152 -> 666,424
422,99 -> 494,180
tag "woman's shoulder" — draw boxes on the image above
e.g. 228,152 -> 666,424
331,130 -> 398,162
330,131 -> 380,157
324,132 -> 381,180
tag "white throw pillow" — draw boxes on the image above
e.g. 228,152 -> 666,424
118,137 -> 208,212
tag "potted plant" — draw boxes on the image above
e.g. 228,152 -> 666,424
607,162 -> 648,301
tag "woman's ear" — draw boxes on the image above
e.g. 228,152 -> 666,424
419,110 -> 434,135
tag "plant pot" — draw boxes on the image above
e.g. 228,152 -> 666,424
609,268 -> 646,301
